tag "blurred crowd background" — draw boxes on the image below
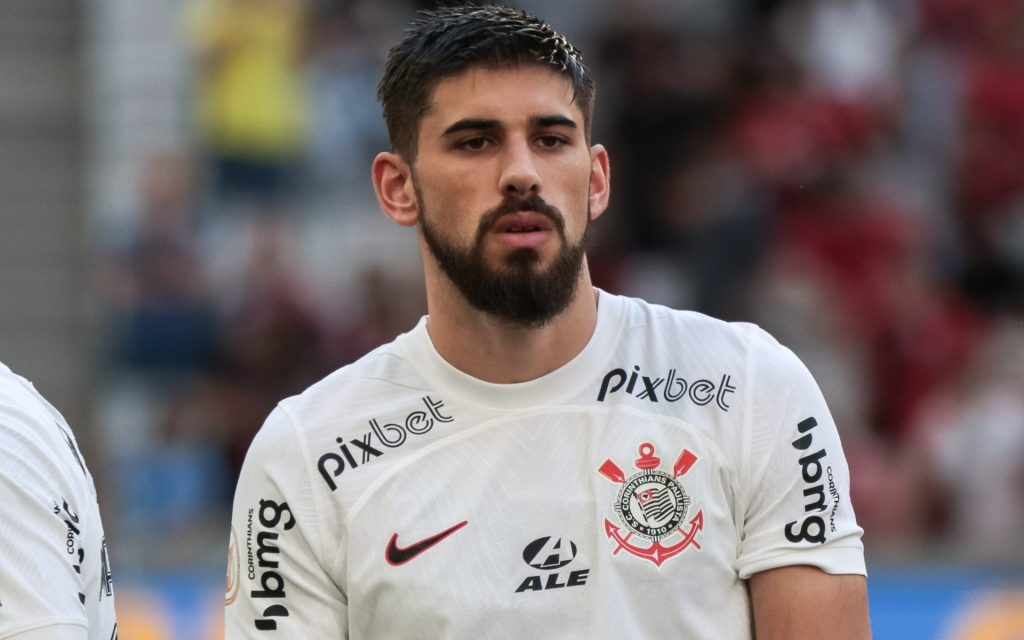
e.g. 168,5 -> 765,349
2,0 -> 1024,637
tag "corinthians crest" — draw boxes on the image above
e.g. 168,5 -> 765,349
598,442 -> 704,567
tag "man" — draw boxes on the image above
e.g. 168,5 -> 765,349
0,363 -> 117,640
225,5 -> 870,638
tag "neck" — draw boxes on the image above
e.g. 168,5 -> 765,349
424,263 -> 599,384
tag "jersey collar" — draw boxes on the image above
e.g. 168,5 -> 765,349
401,289 -> 625,410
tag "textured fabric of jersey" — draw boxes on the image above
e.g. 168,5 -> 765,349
0,363 -> 117,640
225,291 -> 865,639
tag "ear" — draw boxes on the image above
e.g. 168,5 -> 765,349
587,144 -> 611,220
372,151 -> 419,227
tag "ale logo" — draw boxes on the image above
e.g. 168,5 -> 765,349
515,536 -> 589,593
522,536 -> 578,570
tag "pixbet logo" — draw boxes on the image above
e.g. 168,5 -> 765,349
318,396 -> 453,490
597,366 -> 736,410
784,417 -> 840,544
515,536 -> 589,593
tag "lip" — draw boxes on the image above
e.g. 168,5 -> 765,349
489,212 -> 556,250
491,211 -> 555,234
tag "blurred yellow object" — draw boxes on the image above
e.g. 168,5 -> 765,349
114,591 -> 173,640
185,0 -> 310,158
206,609 -> 226,639
950,589 -> 1024,640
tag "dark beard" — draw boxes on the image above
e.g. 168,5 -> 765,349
417,188 -> 591,328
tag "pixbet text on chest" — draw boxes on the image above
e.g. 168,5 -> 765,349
597,365 -> 736,411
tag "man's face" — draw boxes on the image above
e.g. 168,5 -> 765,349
409,65 -> 602,326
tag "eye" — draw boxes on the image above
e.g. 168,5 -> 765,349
457,137 -> 491,151
536,135 -> 568,149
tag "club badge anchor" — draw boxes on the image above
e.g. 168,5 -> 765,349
598,442 -> 704,567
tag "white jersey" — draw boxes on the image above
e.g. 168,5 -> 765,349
225,291 -> 865,639
0,363 -> 117,640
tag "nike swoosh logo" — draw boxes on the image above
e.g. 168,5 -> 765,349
385,520 -> 468,566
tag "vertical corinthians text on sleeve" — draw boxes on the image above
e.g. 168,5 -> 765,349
225,291 -> 865,639
0,363 -> 117,640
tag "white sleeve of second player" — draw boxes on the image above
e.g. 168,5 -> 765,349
0,415 -> 92,640
225,406 -> 348,639
4,624 -> 87,640
733,330 -> 866,580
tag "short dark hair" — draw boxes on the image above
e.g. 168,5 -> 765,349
378,4 -> 595,161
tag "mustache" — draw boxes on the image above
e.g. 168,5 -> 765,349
477,194 -> 566,237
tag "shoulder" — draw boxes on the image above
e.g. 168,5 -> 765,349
244,326 -> 430,463
0,363 -> 49,434
281,328 -> 429,425
0,366 -> 97,637
603,293 -> 818,418
612,292 -> 779,361
0,364 -> 87,489
632,295 -> 808,371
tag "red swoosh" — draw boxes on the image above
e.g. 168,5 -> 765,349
385,520 -> 468,566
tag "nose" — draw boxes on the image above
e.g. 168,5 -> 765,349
498,138 -> 541,197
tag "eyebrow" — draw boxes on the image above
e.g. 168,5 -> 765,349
441,115 -> 578,137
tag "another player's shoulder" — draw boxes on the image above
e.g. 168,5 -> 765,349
0,362 -> 94,519
0,361 -> 48,425
0,363 -> 80,468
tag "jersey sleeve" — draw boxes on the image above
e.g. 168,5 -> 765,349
225,406 -> 348,638
4,624 -> 88,640
0,424 -> 89,638
733,329 -> 866,580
